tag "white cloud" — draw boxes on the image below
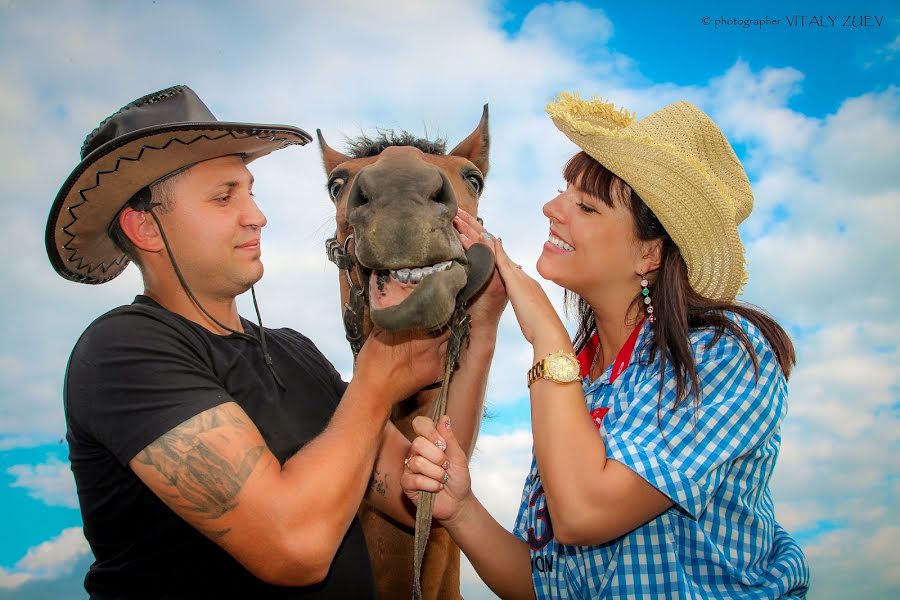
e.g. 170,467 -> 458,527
0,528 -> 89,589
470,430 -> 534,529
15,528 -> 89,579
740,87 -> 900,326
0,1 -> 898,598
709,61 -> 820,161
870,33 -> 900,67
459,429 -> 533,596
0,568 -> 30,590
7,456 -> 78,509
813,86 -> 900,194
520,2 -> 614,47
801,525 -> 900,593
0,437 -> 46,451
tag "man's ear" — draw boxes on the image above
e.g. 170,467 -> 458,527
119,208 -> 163,253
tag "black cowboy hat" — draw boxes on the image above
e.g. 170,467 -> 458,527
46,85 -> 312,284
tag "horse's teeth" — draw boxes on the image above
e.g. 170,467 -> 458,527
389,261 -> 453,283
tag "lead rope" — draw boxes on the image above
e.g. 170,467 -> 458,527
412,306 -> 470,600
149,206 -> 286,390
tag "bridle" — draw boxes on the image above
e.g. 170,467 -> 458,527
325,233 -> 367,361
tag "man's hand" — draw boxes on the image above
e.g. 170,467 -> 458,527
354,327 -> 449,403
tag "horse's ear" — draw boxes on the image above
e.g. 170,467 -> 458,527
317,129 -> 351,174
449,104 -> 489,176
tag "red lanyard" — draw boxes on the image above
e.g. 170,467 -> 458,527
576,318 -> 645,383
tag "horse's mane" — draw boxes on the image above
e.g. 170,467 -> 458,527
345,129 -> 447,158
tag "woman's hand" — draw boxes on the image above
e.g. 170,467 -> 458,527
490,238 -> 570,349
453,209 -> 507,324
400,415 -> 472,525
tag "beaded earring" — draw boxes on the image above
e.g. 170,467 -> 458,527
640,273 -> 655,324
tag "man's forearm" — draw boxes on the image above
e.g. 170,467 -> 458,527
275,380 -> 394,564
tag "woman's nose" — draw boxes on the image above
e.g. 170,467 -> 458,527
543,192 -> 567,223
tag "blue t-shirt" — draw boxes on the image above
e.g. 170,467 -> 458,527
513,315 -> 810,599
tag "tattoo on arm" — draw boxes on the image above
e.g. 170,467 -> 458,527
369,468 -> 388,498
135,406 -> 264,537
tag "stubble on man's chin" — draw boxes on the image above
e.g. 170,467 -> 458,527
229,263 -> 264,297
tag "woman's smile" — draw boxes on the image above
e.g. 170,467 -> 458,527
545,230 -> 575,253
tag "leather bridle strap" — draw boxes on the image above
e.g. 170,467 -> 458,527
325,234 -> 366,361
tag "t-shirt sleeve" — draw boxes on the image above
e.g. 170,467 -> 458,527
66,309 -> 232,466
603,326 -> 787,520
329,362 -> 349,401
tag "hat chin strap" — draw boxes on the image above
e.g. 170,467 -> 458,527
147,206 -> 286,390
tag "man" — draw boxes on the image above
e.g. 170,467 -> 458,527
46,85 -> 503,598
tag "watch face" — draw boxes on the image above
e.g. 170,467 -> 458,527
548,354 -> 579,381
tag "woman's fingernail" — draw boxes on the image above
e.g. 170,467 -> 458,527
435,439 -> 447,451
442,460 -> 451,470
444,416 -> 452,429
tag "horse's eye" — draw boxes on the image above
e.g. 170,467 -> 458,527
465,173 -> 483,195
328,178 -> 345,201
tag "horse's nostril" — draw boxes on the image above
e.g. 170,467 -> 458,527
347,177 -> 370,211
432,170 -> 457,209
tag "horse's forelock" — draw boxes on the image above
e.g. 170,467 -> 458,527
345,129 -> 447,158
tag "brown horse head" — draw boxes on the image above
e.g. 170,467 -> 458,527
318,106 -> 490,333
318,107 -> 491,600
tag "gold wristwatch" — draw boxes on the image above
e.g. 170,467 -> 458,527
527,351 -> 581,388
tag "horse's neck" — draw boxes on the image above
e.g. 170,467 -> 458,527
391,391 -> 438,439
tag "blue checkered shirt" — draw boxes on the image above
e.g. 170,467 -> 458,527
513,314 -> 810,599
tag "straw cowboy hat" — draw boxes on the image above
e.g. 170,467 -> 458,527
46,85 -> 312,284
546,92 -> 753,302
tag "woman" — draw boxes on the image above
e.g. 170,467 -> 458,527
401,93 -> 810,599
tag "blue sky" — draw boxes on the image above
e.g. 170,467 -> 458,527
1,1 -> 897,597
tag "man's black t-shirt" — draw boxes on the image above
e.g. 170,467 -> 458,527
65,295 -> 375,599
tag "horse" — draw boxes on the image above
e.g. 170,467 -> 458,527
318,106 -> 491,599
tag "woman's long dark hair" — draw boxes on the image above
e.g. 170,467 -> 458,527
563,151 -> 795,409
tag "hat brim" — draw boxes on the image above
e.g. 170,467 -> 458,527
46,122 -> 312,284
550,114 -> 746,302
